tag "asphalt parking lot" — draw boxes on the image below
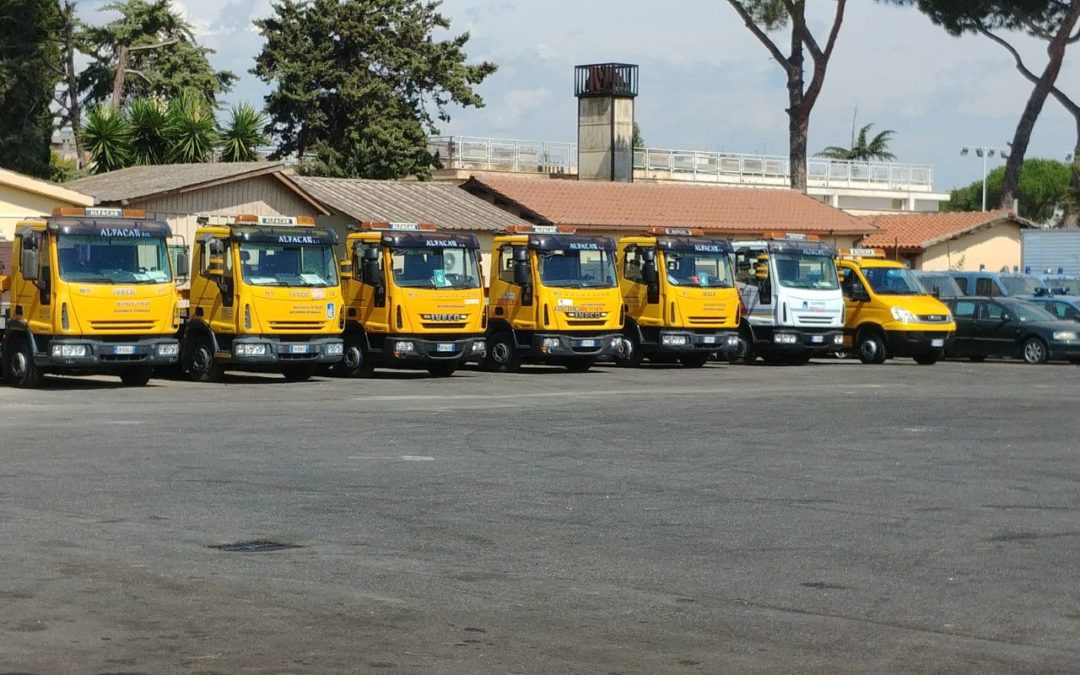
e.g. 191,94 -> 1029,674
2,359 -> 1079,674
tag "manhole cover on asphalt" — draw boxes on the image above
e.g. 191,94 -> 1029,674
208,540 -> 303,553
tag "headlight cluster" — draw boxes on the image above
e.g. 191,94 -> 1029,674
773,334 -> 798,345
833,334 -> 844,345
326,342 -> 344,356
609,336 -> 622,348
156,343 -> 180,357
235,343 -> 269,357
661,334 -> 689,346
393,341 -> 415,353
472,339 -> 486,353
891,307 -> 917,324
51,344 -> 89,358
1053,331 -> 1078,342
541,337 -> 560,349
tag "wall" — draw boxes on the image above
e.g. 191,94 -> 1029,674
577,97 -> 634,182
917,221 -> 1023,272
0,183 -> 92,241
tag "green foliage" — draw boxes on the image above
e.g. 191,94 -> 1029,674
164,90 -> 217,163
253,0 -> 497,179
0,0 -> 63,178
817,124 -> 897,161
882,1 -> 1064,36
49,151 -> 82,182
127,97 -> 169,164
742,0 -> 792,29
78,0 -> 236,106
219,103 -> 269,163
944,158 -> 1071,223
84,105 -> 133,173
632,122 -> 645,150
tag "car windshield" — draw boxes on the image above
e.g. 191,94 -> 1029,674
1001,276 -> 1045,296
862,266 -> 924,295
774,253 -> 839,290
665,251 -> 734,288
538,249 -> 617,288
239,242 -> 337,287
391,247 -> 481,289
915,274 -> 963,298
1007,301 -> 1056,322
57,234 -> 172,284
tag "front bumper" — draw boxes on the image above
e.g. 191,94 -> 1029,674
1048,342 -> 1080,360
383,336 -> 486,364
884,329 -> 953,357
35,336 -> 180,368
760,328 -> 845,352
223,336 -> 344,364
657,330 -> 740,354
532,332 -> 622,358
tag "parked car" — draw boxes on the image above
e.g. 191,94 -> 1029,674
944,296 -> 1080,364
911,271 -> 964,299
1018,295 -> 1080,323
948,271 -> 1049,298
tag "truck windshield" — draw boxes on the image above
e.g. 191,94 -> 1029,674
539,249 -> 617,288
774,254 -> 838,290
239,242 -> 337,287
58,234 -> 171,284
1001,276 -> 1045,296
862,266 -> 924,295
665,251 -> 734,288
391,247 -> 481,289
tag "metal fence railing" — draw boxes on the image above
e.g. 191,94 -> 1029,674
427,136 -> 577,174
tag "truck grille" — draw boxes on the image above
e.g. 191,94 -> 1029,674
687,315 -> 728,325
269,321 -> 325,331
918,314 -> 950,323
422,322 -> 467,330
798,316 -> 835,325
100,354 -> 148,363
567,320 -> 606,327
90,320 -> 156,331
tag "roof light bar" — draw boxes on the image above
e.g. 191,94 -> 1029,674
351,221 -> 438,232
838,247 -> 886,259
503,224 -> 575,235
230,214 -> 315,227
647,226 -> 704,236
761,231 -> 820,241
52,207 -> 147,219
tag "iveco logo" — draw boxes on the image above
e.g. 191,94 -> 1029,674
425,240 -> 462,248
278,235 -> 318,244
566,311 -> 607,319
100,228 -> 151,238
421,313 -> 468,321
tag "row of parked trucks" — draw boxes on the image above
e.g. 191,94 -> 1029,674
0,208 -> 961,388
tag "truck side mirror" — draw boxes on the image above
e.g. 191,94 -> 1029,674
20,248 -> 38,281
642,252 -> 660,304
175,251 -> 190,280
339,258 -> 353,280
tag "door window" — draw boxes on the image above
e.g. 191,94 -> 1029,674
623,247 -> 645,283
952,300 -> 976,318
954,277 -> 969,294
497,246 -> 522,284
980,301 -> 1007,321
975,277 -> 996,296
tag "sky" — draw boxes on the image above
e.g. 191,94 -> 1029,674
78,0 -> 1080,192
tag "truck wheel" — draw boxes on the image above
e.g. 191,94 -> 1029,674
427,362 -> 458,377
614,331 -> 644,367
281,364 -> 317,381
678,353 -> 710,368
484,331 -> 520,373
857,329 -> 888,365
183,335 -> 223,382
1022,337 -> 1049,364
5,337 -> 44,388
337,334 -> 374,378
913,351 -> 941,365
564,357 -> 594,373
119,367 -> 153,386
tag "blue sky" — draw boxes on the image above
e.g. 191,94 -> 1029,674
82,0 -> 1078,191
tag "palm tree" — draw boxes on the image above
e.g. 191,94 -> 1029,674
164,89 -> 218,163
219,103 -> 268,162
817,123 -> 897,162
127,97 -> 169,165
83,105 -> 132,173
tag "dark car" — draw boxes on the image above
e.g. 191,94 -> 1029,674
1018,295 -> 1080,323
944,296 -> 1080,364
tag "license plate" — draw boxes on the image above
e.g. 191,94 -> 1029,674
931,339 -> 944,347
289,344 -> 310,354
811,335 -> 824,344
113,345 -> 135,355
703,336 -> 717,344
436,343 -> 455,353
579,339 -> 596,348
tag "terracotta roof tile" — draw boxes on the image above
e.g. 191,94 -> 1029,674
463,176 -> 872,235
860,210 -> 1032,249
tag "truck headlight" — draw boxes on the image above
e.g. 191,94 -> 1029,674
891,307 -> 917,323
661,334 -> 689,346
393,341 -> 415,353
473,339 -> 486,353
609,336 -> 622,348
51,344 -> 89,358
773,334 -> 798,344
156,343 -> 180,357
235,343 -> 269,357
541,338 -> 560,349
833,334 -> 844,345
1053,331 -> 1078,342
326,342 -> 344,356
726,335 -> 740,346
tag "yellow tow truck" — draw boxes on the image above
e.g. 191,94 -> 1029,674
837,248 -> 956,364
337,222 -> 486,377
615,227 -> 741,367
180,214 -> 344,381
0,207 -> 182,387
484,225 -> 623,373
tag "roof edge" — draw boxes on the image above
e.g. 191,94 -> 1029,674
0,167 -> 94,206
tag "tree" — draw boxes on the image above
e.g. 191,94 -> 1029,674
886,1 -> 1080,211
632,122 -> 646,150
219,103 -> 269,163
78,0 -> 236,108
252,0 -> 497,179
54,1 -> 85,169
83,105 -> 132,173
944,158 -> 1071,224
817,123 -> 896,161
0,0 -> 63,178
725,0 -> 848,191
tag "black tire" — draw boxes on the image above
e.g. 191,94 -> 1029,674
1021,336 -> 1049,364
337,333 -> 374,378
856,329 -> 888,365
678,352 -> 710,368
968,355 -> 987,362
426,362 -> 458,377
615,330 -> 644,367
913,351 -> 941,365
564,357 -> 594,373
119,367 -> 153,386
281,364 -> 317,381
4,336 -> 44,388
483,331 -> 520,373
183,334 -> 223,382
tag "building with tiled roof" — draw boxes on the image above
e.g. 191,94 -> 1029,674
860,210 -> 1036,272
462,175 -> 874,246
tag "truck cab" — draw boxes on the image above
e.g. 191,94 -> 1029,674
837,248 -> 956,364
0,207 -> 182,388
732,233 -> 845,364
338,222 -> 487,378
484,225 -> 623,373
615,227 -> 741,367
181,214 -> 344,382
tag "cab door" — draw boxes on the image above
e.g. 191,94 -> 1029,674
839,265 -> 872,326
976,300 -> 1022,356
351,241 -> 389,333
948,298 -> 979,356
12,230 -> 53,334
488,244 -> 533,329
619,244 -> 651,326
